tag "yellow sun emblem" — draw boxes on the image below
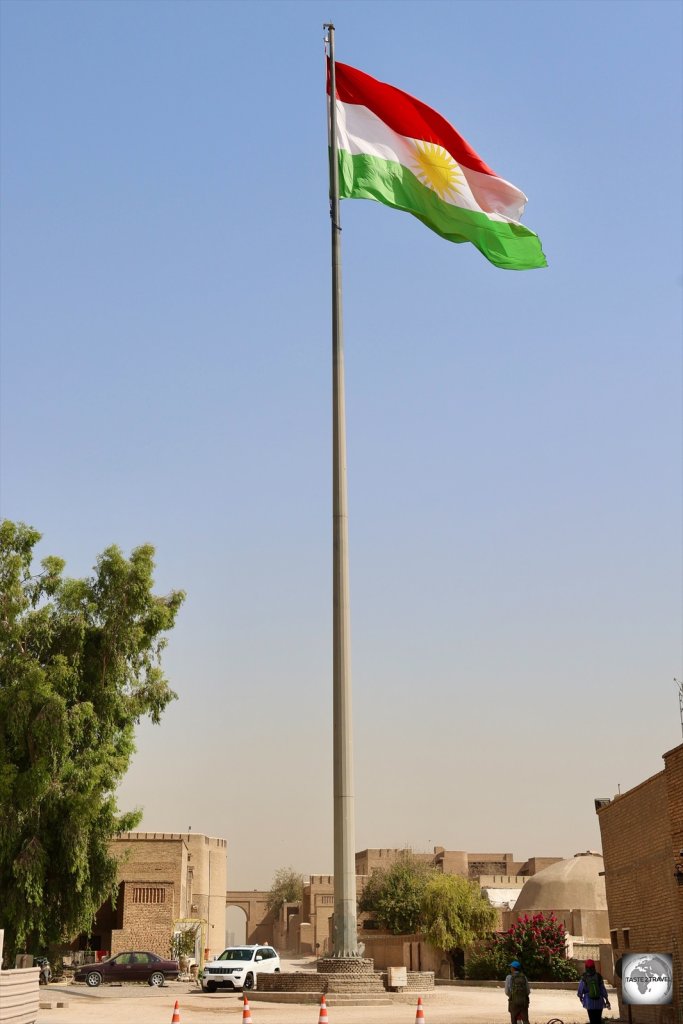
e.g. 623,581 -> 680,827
412,141 -> 464,200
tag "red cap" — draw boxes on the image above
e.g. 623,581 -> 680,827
584,959 -> 595,968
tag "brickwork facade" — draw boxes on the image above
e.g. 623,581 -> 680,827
86,832 -> 228,962
360,928 -> 461,978
116,879 -> 176,955
597,743 -> 683,1024
355,850 -> 435,875
355,848 -> 562,879
297,874 -> 337,955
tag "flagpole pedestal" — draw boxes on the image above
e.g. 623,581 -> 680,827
250,960 -> 435,1003
316,957 -> 386,996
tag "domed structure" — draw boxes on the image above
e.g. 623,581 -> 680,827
502,852 -> 609,943
514,851 -> 606,913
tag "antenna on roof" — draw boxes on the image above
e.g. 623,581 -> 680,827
676,679 -> 683,740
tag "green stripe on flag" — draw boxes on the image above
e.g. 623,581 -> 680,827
338,150 -> 547,271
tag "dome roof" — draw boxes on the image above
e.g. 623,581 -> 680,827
513,852 -> 606,912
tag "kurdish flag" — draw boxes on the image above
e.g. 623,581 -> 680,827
330,62 -> 547,271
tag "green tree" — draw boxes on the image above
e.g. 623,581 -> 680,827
265,867 -> 305,914
358,853 -> 433,935
0,521 -> 184,963
171,924 -> 199,960
464,944 -> 511,980
421,873 -> 498,951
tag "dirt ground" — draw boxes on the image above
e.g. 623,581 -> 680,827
37,980 -> 615,1024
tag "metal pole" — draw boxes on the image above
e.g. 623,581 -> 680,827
324,22 -> 358,958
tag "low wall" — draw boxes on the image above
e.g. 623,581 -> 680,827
434,979 -> 611,990
380,971 -> 435,991
259,972 -> 329,992
0,967 -> 40,1024
316,958 -> 375,974
259,970 -> 435,994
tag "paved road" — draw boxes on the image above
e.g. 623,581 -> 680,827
38,981 -> 612,1024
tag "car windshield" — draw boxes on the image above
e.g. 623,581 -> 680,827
216,949 -> 254,962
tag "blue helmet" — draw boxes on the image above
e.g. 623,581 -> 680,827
510,960 -> 522,969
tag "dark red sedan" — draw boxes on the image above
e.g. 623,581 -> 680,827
74,951 -> 179,987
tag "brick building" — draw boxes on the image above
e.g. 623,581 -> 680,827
84,838 -> 573,969
355,847 -> 561,878
358,847 -> 565,930
276,847 -> 564,957
84,832 -> 228,962
596,743 -> 683,1024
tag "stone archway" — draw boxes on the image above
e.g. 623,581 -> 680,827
225,891 -> 277,945
226,904 -> 247,945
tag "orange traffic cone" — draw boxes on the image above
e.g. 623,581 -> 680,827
318,994 -> 329,1024
242,994 -> 253,1024
415,996 -> 425,1024
171,1001 -> 181,1024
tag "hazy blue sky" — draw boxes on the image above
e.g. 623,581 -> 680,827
1,0 -> 681,893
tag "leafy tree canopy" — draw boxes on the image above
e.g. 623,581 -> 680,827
171,924 -> 200,960
359,855 -> 498,949
265,867 -> 305,914
358,853 -> 433,935
0,521 -> 184,963
421,873 -> 498,951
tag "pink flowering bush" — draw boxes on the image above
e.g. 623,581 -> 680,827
465,912 -> 578,981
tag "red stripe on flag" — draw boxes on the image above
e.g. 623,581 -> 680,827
329,61 -> 496,178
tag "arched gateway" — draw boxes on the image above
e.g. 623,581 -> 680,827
225,891 -> 277,945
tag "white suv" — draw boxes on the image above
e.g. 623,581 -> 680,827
201,945 -> 280,992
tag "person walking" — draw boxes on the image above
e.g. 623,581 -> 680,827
577,958 -> 610,1023
505,959 -> 531,1024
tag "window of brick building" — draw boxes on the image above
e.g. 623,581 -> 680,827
622,928 -> 630,949
132,887 -> 166,904
610,929 -> 618,949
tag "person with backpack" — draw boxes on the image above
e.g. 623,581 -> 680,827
505,959 -> 531,1024
577,958 -> 610,1023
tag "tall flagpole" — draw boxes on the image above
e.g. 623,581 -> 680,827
325,22 -> 359,959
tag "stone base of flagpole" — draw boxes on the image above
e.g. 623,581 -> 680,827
251,959 -> 435,1003
252,962 -> 438,1003
250,954 -> 438,1003
255,957 -> 385,998
315,957 -> 385,994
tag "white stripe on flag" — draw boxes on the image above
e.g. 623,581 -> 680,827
336,100 -> 528,222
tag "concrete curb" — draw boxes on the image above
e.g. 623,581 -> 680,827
249,992 -> 433,1005
436,980 -> 579,990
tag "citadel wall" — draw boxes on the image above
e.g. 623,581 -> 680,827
597,743 -> 683,1024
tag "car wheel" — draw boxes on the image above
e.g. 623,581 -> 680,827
148,971 -> 165,987
205,982 -> 216,993
244,973 -> 254,990
85,972 -> 102,988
